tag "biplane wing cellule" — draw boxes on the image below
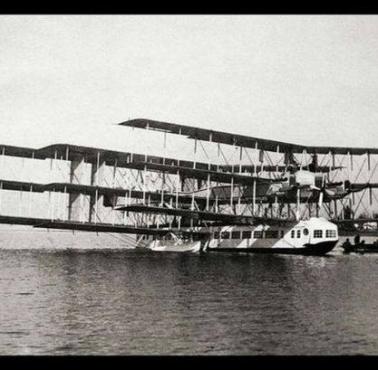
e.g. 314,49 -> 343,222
0,117 -> 377,254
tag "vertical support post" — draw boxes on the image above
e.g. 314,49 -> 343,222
29,185 -> 33,217
239,145 -> 243,174
95,189 -> 98,224
259,149 -> 264,175
230,176 -> 234,210
63,185 -> 67,221
163,131 -> 167,165
160,185 -> 164,206
19,188 -> 23,217
276,145 -> 280,173
206,173 -> 211,211
112,159 -> 117,188
254,142 -> 259,174
50,150 -> 57,221
270,202 -> 273,219
252,179 -> 256,216
0,146 -> 4,215
93,151 -> 100,224
231,141 -> 235,174
64,147 -> 69,221
143,165 -> 147,205
193,138 -> 197,168
123,192 -> 128,226
1,147 -> 4,171
95,151 -> 100,185
332,151 -> 336,171
0,181 -> 2,214
80,191 -> 84,223
176,170 -> 179,209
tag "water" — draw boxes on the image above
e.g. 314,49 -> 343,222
0,248 -> 377,355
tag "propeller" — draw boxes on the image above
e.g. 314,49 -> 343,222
317,174 -> 326,209
316,178 -> 351,210
296,188 -> 300,221
318,189 -> 324,209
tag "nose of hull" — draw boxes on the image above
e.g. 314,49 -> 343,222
302,240 -> 338,255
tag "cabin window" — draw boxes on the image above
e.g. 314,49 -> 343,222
303,228 -> 309,236
265,230 -> 279,239
291,230 -> 295,238
297,230 -> 301,238
221,231 -> 230,239
232,231 -> 241,239
242,231 -> 252,239
214,231 -> 220,239
254,231 -> 263,239
280,230 -> 285,238
326,230 -> 336,238
314,230 -> 323,238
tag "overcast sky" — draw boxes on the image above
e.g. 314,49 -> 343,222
1,15 -> 378,155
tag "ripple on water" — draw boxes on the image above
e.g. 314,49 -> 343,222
0,249 -> 376,354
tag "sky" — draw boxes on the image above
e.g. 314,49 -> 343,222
0,15 -> 378,156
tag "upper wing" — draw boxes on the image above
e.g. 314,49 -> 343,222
119,118 -> 378,155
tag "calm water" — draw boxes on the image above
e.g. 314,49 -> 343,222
0,248 -> 377,355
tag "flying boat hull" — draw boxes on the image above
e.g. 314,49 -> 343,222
208,240 -> 337,256
139,217 -> 338,256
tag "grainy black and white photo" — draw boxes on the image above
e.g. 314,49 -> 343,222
0,14 -> 378,356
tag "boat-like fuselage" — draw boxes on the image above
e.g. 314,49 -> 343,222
138,217 -> 338,256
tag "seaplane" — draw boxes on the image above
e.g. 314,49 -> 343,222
114,119 -> 377,255
0,118 -> 377,255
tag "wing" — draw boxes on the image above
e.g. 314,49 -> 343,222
0,215 -> 170,235
119,118 -> 378,155
124,161 -> 277,186
117,204 -> 296,226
